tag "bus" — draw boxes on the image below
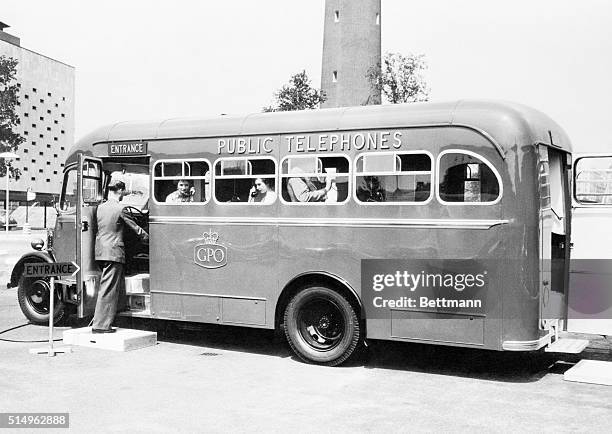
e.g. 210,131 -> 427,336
9,100 -> 582,365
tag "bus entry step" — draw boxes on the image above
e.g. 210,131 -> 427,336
63,327 -> 157,352
545,338 -> 589,354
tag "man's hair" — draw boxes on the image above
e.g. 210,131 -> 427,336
108,180 -> 126,192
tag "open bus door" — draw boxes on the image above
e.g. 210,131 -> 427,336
75,154 -> 104,318
568,154 -> 612,336
538,146 -> 571,331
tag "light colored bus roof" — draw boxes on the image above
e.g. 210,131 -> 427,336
70,99 -> 572,159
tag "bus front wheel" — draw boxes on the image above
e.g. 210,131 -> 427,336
17,275 -> 66,325
284,285 -> 362,366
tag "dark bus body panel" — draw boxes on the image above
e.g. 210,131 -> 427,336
51,100 -> 572,352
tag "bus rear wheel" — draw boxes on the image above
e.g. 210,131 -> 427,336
284,285 -> 361,366
17,275 -> 66,325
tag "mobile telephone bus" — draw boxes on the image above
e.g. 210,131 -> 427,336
9,100 -> 583,365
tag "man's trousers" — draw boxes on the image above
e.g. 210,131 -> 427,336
92,261 -> 125,330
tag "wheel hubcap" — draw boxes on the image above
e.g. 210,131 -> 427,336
27,279 -> 51,314
298,297 -> 346,351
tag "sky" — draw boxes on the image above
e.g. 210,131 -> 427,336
2,0 -> 611,151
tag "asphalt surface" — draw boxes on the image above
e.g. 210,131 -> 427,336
1,285 -> 611,433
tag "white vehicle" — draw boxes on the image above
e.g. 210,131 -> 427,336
569,153 -> 612,336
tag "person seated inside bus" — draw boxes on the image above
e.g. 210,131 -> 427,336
356,176 -> 386,202
248,177 -> 277,204
166,179 -> 195,203
286,167 -> 336,202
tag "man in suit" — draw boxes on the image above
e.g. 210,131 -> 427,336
92,180 -> 149,333
287,167 -> 334,202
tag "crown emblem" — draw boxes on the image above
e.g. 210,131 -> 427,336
194,229 -> 227,269
202,229 -> 219,245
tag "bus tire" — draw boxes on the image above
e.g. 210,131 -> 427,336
17,275 -> 66,325
284,285 -> 361,366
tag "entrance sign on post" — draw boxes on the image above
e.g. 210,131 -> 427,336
24,262 -> 79,278
26,261 -> 80,357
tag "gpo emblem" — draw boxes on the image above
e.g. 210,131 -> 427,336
194,229 -> 227,269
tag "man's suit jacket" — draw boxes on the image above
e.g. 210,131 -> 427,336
94,198 -> 149,263
287,177 -> 327,202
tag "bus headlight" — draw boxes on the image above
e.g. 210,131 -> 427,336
31,239 -> 44,251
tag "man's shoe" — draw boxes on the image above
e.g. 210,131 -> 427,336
92,328 -> 116,334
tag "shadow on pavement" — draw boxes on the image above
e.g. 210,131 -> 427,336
116,316 -> 291,358
362,339 -> 560,382
110,316 -> 585,383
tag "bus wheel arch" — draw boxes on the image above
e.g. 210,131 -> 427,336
277,273 -> 365,366
276,273 -> 363,329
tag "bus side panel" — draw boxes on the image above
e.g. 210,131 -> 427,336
277,225 -> 505,350
148,221 -> 277,328
147,138 -> 281,328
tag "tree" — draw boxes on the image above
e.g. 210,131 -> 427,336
367,52 -> 430,104
0,55 -> 23,179
263,70 -> 326,112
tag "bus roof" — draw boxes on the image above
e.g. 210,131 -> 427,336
68,99 -> 571,162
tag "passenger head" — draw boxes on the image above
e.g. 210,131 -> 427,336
177,179 -> 191,195
108,180 -> 127,200
254,178 -> 271,194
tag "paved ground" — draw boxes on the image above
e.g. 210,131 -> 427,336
1,285 -> 611,433
1,231 -> 611,432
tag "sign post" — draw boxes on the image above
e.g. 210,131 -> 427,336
25,188 -> 35,226
25,261 -> 80,357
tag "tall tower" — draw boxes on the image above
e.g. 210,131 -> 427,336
320,0 -> 381,108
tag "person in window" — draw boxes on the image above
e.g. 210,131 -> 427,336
356,176 -> 385,202
248,177 -> 277,204
165,179 -> 195,203
287,167 -> 335,202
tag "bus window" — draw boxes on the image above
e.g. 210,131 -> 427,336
104,162 -> 150,209
153,159 -> 210,204
214,157 -> 276,204
82,160 -> 102,203
548,149 -> 566,219
355,151 -> 432,203
438,151 -> 501,203
574,156 -> 612,204
281,155 -> 350,204
60,168 -> 77,211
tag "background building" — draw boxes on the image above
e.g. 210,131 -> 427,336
0,22 -> 74,203
320,0 -> 381,108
